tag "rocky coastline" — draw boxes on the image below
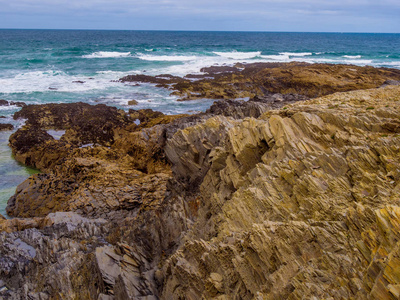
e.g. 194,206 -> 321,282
2,62 -> 400,299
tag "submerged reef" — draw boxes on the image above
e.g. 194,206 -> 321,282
2,63 -> 400,299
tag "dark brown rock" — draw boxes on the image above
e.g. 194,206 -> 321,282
0,99 -> 26,107
8,124 -> 73,170
13,102 -> 132,146
128,108 -> 165,124
127,99 -> 138,105
200,65 -> 241,74
0,123 -> 13,131
9,125 -> 53,154
119,74 -> 185,86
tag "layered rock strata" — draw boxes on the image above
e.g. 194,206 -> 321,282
160,85 -> 400,299
2,69 -> 400,299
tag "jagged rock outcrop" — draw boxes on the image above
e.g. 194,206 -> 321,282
205,92 -> 308,119
0,212 -> 109,299
159,85 -> 400,299
3,78 -> 400,299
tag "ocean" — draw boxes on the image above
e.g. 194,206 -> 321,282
1,30 -> 400,216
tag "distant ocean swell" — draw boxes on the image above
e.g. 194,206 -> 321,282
79,50 -> 400,69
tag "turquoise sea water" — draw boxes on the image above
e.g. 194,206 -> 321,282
1,30 -> 400,217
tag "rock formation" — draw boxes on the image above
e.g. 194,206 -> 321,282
2,64 -> 400,299
160,85 -> 400,299
0,123 -> 13,131
120,62 -> 400,101
0,99 -> 26,107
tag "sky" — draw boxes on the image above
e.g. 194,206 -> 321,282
0,0 -> 399,32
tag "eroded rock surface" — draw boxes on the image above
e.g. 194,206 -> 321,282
3,73 -> 400,299
159,85 -> 400,299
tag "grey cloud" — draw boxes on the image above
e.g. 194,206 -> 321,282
0,0 -> 399,32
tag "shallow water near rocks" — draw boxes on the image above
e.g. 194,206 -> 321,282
0,131 -> 39,217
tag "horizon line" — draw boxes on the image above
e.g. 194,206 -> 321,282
0,28 -> 399,34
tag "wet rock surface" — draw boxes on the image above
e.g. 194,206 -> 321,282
0,99 -> 26,107
3,65 -> 400,299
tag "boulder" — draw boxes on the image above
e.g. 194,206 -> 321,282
127,99 -> 138,105
0,100 -> 25,107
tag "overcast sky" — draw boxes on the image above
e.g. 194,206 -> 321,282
0,0 -> 399,32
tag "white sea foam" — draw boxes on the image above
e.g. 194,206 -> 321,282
258,52 -> 312,61
0,105 -> 18,111
137,54 -> 199,61
213,51 -> 262,59
343,55 -> 362,59
376,61 -> 400,68
82,51 -> 132,58
279,52 -> 313,57
145,56 -> 229,76
300,58 -> 337,63
342,59 -> 373,65
260,54 -> 291,61
0,70 -> 128,94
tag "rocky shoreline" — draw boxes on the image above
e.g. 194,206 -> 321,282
2,63 -> 400,299
120,62 -> 400,101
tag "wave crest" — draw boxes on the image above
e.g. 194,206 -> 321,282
279,52 -> 313,57
343,55 -> 362,59
213,51 -> 262,59
82,51 -> 131,58
137,54 -> 198,61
